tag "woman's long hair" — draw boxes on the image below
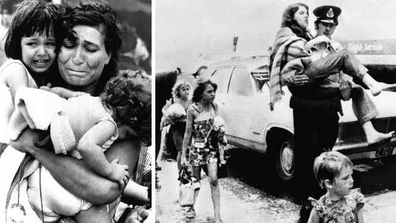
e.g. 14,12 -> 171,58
192,80 -> 217,103
281,3 -> 311,41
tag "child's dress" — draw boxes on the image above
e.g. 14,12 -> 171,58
188,103 -> 218,167
309,189 -> 366,223
0,59 -> 38,144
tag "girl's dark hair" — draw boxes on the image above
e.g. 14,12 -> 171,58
62,2 -> 122,95
4,0 -> 62,59
281,3 -> 311,41
192,80 -> 217,103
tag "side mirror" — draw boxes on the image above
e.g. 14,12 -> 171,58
251,65 -> 270,91
251,65 -> 269,82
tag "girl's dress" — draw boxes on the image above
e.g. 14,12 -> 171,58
0,59 -> 38,144
309,189 -> 366,223
0,59 -> 40,222
188,103 -> 218,167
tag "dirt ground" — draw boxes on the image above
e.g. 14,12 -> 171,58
156,161 -> 396,223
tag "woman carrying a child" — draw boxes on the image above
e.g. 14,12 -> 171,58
161,79 -> 192,172
1,1 -> 151,223
181,79 -> 223,223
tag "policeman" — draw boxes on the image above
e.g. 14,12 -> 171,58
296,5 -> 343,223
313,5 -> 342,50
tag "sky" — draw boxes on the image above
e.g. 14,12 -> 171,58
156,0 -> 396,72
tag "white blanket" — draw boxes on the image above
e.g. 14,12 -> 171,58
8,87 -> 66,141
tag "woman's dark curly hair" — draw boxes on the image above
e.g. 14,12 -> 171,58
61,2 -> 122,95
192,80 -> 217,103
4,0 -> 63,60
281,3 -> 311,41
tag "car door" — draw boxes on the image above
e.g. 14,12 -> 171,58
225,66 -> 265,149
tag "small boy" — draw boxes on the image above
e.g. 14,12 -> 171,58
308,151 -> 365,223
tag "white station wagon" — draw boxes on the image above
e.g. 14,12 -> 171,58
203,54 -> 396,184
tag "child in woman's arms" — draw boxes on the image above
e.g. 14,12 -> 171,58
308,151 -> 365,223
0,0 -> 62,154
36,71 -> 149,186
16,71 -> 151,223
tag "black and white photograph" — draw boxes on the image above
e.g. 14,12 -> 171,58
155,0 -> 396,222
0,0 -> 152,222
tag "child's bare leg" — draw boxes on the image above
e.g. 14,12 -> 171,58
362,121 -> 394,145
121,180 -> 149,205
219,146 -> 226,165
75,205 -> 112,223
362,74 -> 396,96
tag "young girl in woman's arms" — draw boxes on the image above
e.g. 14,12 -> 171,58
0,0 -> 61,154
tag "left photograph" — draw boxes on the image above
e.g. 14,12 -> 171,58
0,0 -> 152,222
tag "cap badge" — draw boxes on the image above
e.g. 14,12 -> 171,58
326,8 -> 334,18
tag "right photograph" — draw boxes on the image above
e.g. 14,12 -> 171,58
155,0 -> 396,222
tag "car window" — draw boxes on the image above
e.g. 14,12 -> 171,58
251,65 -> 269,91
210,67 -> 233,93
229,67 -> 253,96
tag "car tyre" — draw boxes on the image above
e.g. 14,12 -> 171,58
268,133 -> 295,183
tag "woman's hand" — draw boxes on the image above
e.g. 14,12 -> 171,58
72,91 -> 89,97
9,128 -> 39,154
283,74 -> 310,86
39,85 -> 51,92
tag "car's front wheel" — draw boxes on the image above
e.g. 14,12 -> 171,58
268,132 -> 295,183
